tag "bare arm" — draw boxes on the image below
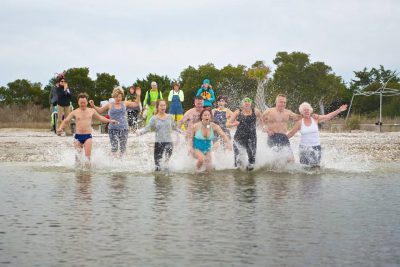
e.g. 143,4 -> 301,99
124,100 -> 139,109
212,123 -> 232,150
286,120 -> 301,139
178,110 -> 190,129
288,110 -> 302,121
89,100 -> 110,114
187,123 -> 197,154
57,110 -> 75,133
255,108 -> 264,129
318,104 -> 348,123
226,109 -> 240,128
92,110 -> 117,124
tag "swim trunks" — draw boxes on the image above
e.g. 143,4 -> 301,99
267,133 -> 290,148
74,134 -> 92,144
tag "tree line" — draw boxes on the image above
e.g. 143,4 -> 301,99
0,51 -> 399,117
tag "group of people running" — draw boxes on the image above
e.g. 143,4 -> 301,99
56,77 -> 347,171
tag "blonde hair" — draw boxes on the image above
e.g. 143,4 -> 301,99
112,86 -> 125,98
299,102 -> 313,115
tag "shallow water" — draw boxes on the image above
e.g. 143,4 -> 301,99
0,130 -> 400,266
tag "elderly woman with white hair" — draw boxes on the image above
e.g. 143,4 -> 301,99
90,86 -> 141,155
286,102 -> 347,167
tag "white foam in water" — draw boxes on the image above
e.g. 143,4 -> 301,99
7,129 -> 385,174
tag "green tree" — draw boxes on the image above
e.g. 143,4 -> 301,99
63,67 -> 95,106
135,73 -> 172,104
270,51 -> 347,113
1,79 -> 43,105
94,73 -> 119,104
180,63 -> 220,109
349,66 -> 400,116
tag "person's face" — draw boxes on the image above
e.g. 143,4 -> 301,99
78,98 -> 88,108
151,83 -> 157,89
129,87 -> 135,94
173,85 -> 179,91
115,94 -> 123,103
242,101 -> 252,109
302,107 -> 311,117
276,96 -> 286,111
158,101 -> 167,113
203,83 -> 209,89
195,99 -> 204,109
217,99 -> 225,108
201,110 -> 211,123
59,80 -> 66,87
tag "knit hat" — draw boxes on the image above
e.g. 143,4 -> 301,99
203,79 -> 210,85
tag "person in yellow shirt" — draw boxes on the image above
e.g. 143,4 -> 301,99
143,81 -> 163,126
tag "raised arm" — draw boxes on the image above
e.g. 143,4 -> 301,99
318,104 -> 348,123
286,120 -> 301,139
89,100 -> 110,114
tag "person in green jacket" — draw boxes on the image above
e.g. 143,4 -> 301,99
143,81 -> 163,125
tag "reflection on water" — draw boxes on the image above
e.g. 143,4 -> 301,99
0,163 -> 400,266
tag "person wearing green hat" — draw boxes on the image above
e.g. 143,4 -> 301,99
196,79 -> 215,109
227,97 -> 263,171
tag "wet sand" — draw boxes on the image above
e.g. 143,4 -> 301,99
1,128 -> 399,163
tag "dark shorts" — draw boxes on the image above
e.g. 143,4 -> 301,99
74,134 -> 92,144
267,133 -> 291,148
299,145 -> 321,166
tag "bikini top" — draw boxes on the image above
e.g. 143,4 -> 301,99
194,124 -> 214,141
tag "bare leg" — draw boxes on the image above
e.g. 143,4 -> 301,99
193,150 -> 206,170
73,140 -> 83,163
83,138 -> 93,161
204,153 -> 214,171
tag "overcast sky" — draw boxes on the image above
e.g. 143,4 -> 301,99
1,0 -> 399,87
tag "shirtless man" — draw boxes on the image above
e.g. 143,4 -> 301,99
262,94 -> 302,160
57,93 -> 117,161
177,96 -> 204,138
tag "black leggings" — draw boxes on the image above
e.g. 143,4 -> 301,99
154,142 -> 173,170
233,136 -> 257,167
127,110 -> 139,127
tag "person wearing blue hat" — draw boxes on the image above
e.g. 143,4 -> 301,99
196,79 -> 215,109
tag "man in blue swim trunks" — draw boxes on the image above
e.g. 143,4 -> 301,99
57,93 -> 117,161
262,94 -> 302,162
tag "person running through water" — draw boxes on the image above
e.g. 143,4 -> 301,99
262,94 -> 302,163
196,79 -> 215,109
90,86 -> 141,156
212,96 -> 233,149
125,85 -> 142,129
286,102 -> 348,168
57,93 -> 117,162
177,96 -> 204,140
227,97 -> 263,171
138,99 -> 180,171
168,82 -> 184,126
143,81 -> 163,126
188,109 -> 232,171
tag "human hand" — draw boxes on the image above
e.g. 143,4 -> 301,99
64,82 -> 68,89
110,119 -> 119,125
340,104 -> 348,112
188,147 -> 194,155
